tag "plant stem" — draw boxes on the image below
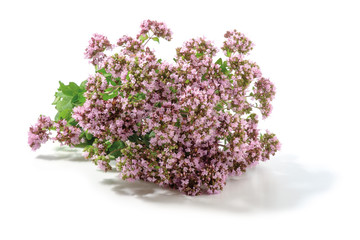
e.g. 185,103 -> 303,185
143,34 -> 154,47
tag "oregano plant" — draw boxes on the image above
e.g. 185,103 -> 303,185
28,20 -> 281,195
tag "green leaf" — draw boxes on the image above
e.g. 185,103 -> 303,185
215,58 -> 222,65
139,34 -> 148,42
226,49 -> 232,57
54,91 -> 67,98
68,82 -> 80,92
185,79 -> 190,84
119,141 -> 126,149
149,131 -> 155,138
97,68 -> 113,82
102,90 -> 119,100
96,68 -> 107,74
154,102 -> 162,108
58,81 -> 80,96
110,151 -> 122,158
195,52 -> 204,58
214,103 -> 224,111
108,141 -> 126,153
221,61 -> 228,73
169,86 -> 177,93
77,94 -> 86,104
80,80 -> 87,91
58,81 -> 72,96
55,96 -> 72,112
54,112 -> 60,121
107,78 -> 118,86
128,133 -> 140,143
104,140 -> 112,150
157,58 -> 162,64
52,96 -> 61,105
85,132 -> 93,140
175,118 -> 181,128
152,37 -> 160,43
71,94 -> 79,104
135,92 -> 146,100
58,109 -> 72,120
68,118 -> 77,126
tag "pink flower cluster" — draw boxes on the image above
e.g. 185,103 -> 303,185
28,116 -> 82,151
28,20 -> 281,196
53,119 -> 82,146
84,33 -> 113,65
260,130 -> 281,161
222,29 -> 254,56
137,19 -> 172,41
253,77 -> 276,118
28,116 -> 53,151
117,36 -> 142,55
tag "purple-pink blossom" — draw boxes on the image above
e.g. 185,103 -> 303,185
222,29 -> 254,56
28,20 -> 281,196
137,20 -> 172,41
28,115 -> 53,151
84,33 -> 113,66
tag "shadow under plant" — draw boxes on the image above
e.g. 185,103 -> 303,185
37,146 -> 334,213
36,146 -> 87,162
101,154 -> 334,213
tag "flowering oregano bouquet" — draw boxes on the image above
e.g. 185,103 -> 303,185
28,20 -> 281,195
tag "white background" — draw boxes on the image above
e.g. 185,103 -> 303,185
1,0 -> 359,239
